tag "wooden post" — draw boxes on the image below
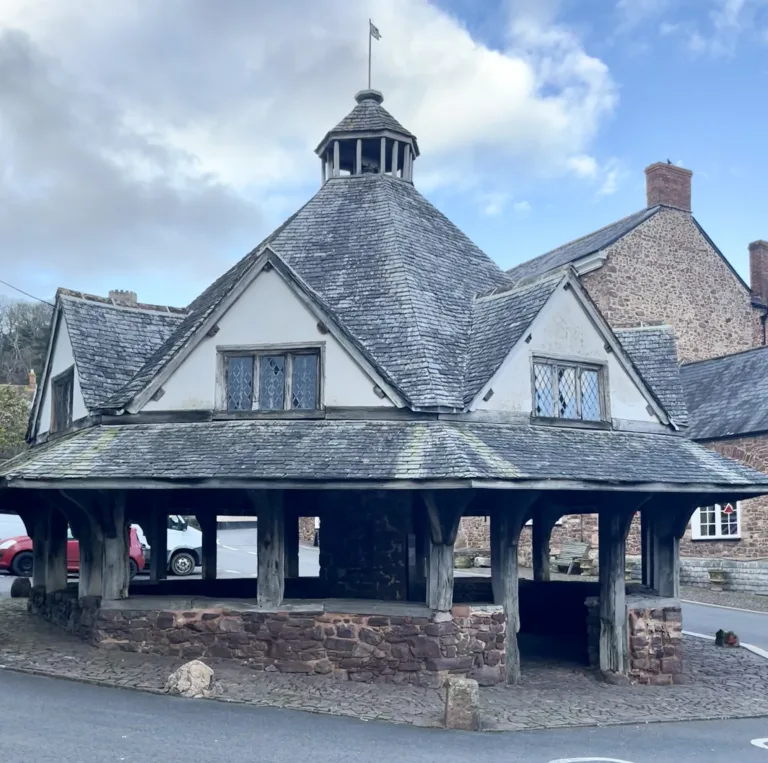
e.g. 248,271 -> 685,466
31,509 -> 50,589
380,137 -> 386,174
598,510 -> 634,676
285,504 -> 299,579
532,510 -> 560,583
46,508 -> 68,593
78,517 -> 104,599
199,512 -> 218,582
251,491 -> 285,607
640,510 -> 654,588
655,529 -> 679,598
149,509 -> 168,582
102,493 -> 130,601
333,140 -> 340,177
355,139 -> 362,175
423,491 -> 472,611
491,493 -> 539,685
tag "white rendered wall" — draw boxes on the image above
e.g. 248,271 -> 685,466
476,286 -> 659,424
144,268 -> 393,411
37,314 -> 88,437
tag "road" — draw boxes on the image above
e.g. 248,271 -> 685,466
1,670 -> 768,763
682,601 -> 768,651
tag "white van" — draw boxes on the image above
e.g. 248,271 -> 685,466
134,515 -> 204,577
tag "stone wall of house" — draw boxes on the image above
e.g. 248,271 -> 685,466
586,595 -> 683,685
298,516 -> 315,544
318,491 -> 410,600
581,207 -> 758,364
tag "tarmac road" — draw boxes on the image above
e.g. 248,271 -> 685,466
2,669 -> 768,763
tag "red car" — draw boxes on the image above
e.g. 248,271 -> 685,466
0,527 -> 145,578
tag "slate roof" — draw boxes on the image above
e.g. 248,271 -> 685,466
616,326 -> 689,428
4,420 -> 766,489
100,174 -> 511,411
465,270 -> 565,403
680,346 -> 768,439
507,207 -> 660,283
317,90 -> 416,149
59,294 -> 186,408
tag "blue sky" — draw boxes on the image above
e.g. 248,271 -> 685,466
1,0 -> 767,306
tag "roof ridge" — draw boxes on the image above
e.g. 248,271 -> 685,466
57,288 -> 186,315
681,344 -> 768,368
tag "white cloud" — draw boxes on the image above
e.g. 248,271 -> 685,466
688,0 -> 768,55
512,200 -> 533,216
596,159 -> 627,197
0,0 -> 617,300
616,0 -> 673,29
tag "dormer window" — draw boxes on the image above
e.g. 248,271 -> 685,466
533,358 -> 605,422
223,349 -> 321,412
51,366 -> 74,432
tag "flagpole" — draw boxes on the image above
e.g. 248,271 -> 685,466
368,18 -> 372,89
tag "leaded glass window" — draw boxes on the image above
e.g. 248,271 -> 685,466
223,350 -> 320,412
51,366 -> 74,433
532,359 -> 605,422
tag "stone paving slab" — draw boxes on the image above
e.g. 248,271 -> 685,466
1,599 -> 768,731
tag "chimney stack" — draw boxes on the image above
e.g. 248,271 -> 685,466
109,289 -> 137,304
749,241 -> 768,305
644,162 -> 693,212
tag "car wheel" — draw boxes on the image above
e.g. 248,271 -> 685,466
129,558 -> 138,580
11,551 -> 33,578
170,551 -> 195,577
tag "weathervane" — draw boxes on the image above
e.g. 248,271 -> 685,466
368,19 -> 381,90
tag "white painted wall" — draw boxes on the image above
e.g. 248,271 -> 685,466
144,268 -> 393,411
475,286 -> 658,423
37,313 -> 88,437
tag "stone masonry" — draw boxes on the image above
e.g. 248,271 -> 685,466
586,595 -> 683,685
29,586 -> 506,688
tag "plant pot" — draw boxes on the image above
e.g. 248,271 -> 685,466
708,569 -> 727,591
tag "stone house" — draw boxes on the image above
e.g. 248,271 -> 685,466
457,163 -> 768,591
1,90 -> 765,687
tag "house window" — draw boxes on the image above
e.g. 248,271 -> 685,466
691,502 -> 741,540
224,350 -> 320,412
533,359 -> 604,421
51,366 -> 74,432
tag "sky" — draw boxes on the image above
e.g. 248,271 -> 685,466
1,0 -> 767,307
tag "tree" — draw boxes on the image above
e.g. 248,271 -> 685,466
0,299 -> 53,385
0,385 -> 31,461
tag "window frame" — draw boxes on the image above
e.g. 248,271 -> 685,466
690,502 -> 741,541
217,343 -> 324,413
530,355 -> 609,424
50,365 -> 75,433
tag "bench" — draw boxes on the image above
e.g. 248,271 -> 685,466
551,541 -> 591,576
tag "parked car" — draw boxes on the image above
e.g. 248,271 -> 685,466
0,526 -> 146,578
134,515 -> 203,577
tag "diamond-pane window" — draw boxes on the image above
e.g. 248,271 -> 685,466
692,502 -> 741,540
532,359 -> 604,422
223,349 -> 321,412
533,363 -> 555,417
580,369 -> 600,421
259,355 -> 286,410
226,356 -> 254,411
291,354 -> 319,409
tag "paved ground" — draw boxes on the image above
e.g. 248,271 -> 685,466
682,601 -> 768,650
1,598 -> 768,732
4,670 -> 768,762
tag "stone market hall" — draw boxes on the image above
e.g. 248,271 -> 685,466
2,89 -> 767,688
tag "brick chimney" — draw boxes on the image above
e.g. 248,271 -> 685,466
109,289 -> 137,304
749,241 -> 768,304
645,162 -> 693,211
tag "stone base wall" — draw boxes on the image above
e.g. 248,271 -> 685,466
586,595 -> 683,685
29,586 -> 506,687
625,555 -> 768,593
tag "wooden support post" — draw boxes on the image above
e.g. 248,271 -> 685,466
423,491 -> 472,611
598,510 -> 634,676
31,509 -> 50,589
251,491 -> 285,607
284,501 -> 299,579
655,528 -> 679,598
78,518 -> 104,599
149,509 -> 168,582
640,510 -> 654,589
102,493 -> 130,601
199,513 -> 218,582
532,510 -> 561,583
491,493 -> 539,685
46,508 -> 68,593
